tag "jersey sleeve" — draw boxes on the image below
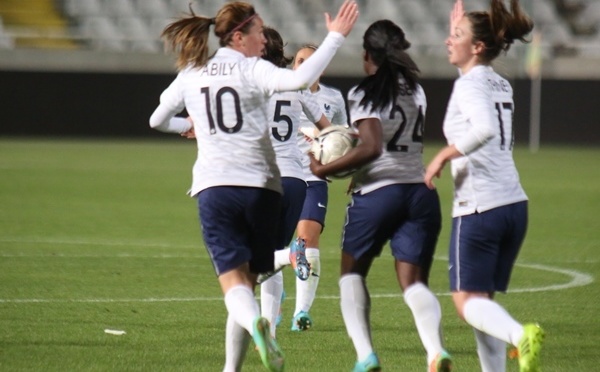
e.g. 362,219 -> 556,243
299,89 -> 324,124
453,77 -> 496,154
347,86 -> 382,129
331,89 -> 349,125
149,73 -> 189,133
252,32 -> 345,95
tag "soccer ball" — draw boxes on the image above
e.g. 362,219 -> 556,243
310,126 -> 357,179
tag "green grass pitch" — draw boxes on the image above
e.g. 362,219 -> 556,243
0,138 -> 598,371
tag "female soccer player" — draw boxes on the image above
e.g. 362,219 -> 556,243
148,2 -> 358,371
258,26 -> 330,340
309,19 -> 451,372
424,1 -> 544,371
262,44 -> 349,332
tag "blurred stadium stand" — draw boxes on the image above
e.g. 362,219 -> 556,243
0,0 -> 599,77
1,0 -> 599,144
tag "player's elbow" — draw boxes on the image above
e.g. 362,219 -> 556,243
363,143 -> 382,162
478,125 -> 496,144
149,112 -> 166,131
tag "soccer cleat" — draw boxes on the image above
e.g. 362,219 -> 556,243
275,290 -> 285,327
429,351 -> 453,372
517,323 -> 545,372
289,238 -> 310,281
252,317 -> 284,372
290,310 -> 312,332
352,352 -> 381,372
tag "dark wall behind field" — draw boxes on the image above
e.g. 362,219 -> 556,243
0,71 -> 598,146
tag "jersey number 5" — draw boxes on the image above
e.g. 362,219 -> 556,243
200,86 -> 243,134
272,100 -> 293,142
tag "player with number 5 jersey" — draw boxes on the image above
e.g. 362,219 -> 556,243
259,26 -> 330,341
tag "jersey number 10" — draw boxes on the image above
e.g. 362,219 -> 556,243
201,86 -> 243,135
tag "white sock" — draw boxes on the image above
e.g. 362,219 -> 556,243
294,248 -> 320,315
223,313 -> 251,372
463,297 -> 524,346
339,274 -> 373,361
260,271 -> 284,338
403,282 -> 444,365
274,248 -> 291,271
224,285 -> 260,334
474,328 -> 506,372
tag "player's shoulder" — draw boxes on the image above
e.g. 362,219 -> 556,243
455,67 -> 494,94
347,85 -> 364,101
319,83 -> 344,98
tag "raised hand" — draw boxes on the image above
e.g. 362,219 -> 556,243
450,0 -> 465,35
325,0 -> 359,37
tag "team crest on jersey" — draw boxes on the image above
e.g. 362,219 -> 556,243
323,103 -> 331,113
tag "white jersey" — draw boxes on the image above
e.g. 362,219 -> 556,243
298,83 -> 348,181
148,32 -> 345,196
269,90 -> 322,180
347,79 -> 427,194
443,65 -> 527,217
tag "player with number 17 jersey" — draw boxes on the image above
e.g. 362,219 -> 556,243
442,66 -> 527,217
347,79 -> 427,194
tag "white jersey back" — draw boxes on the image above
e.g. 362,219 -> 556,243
347,80 -> 427,194
158,48 -> 283,196
443,65 -> 527,217
269,90 -> 322,180
297,83 -> 348,181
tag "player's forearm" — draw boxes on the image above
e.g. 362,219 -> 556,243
276,32 -> 344,91
149,106 -> 192,134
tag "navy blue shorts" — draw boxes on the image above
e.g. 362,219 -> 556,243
449,201 -> 528,293
342,184 -> 441,270
197,186 -> 281,276
277,177 -> 307,250
298,180 -> 328,227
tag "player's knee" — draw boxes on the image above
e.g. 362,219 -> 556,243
297,230 -> 320,248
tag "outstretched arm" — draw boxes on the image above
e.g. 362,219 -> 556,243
262,1 -> 359,92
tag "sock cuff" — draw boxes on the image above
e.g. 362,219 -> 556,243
463,297 -> 489,320
225,284 -> 253,299
305,248 -> 320,258
403,281 -> 428,299
339,273 -> 363,287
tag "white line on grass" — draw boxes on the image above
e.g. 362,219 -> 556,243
0,237 -> 199,250
1,237 -> 598,263
0,262 -> 593,304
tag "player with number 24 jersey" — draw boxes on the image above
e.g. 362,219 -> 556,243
347,80 -> 427,194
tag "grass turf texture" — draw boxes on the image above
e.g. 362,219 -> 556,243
0,138 -> 598,371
